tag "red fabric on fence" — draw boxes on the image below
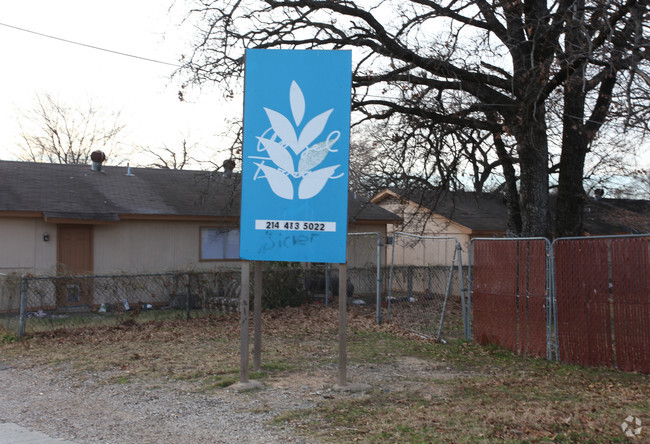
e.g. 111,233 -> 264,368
525,240 -> 548,358
555,239 -> 613,368
474,236 -> 649,374
517,242 -> 527,355
611,237 -> 650,373
472,239 -> 549,356
472,240 -> 518,350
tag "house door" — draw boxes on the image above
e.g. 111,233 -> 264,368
56,225 -> 94,307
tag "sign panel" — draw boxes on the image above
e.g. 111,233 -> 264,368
240,49 -> 351,263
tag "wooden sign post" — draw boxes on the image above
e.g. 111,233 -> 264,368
338,262 -> 347,387
253,261 -> 263,372
239,261 -> 250,383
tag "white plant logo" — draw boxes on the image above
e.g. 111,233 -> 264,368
621,416 -> 642,438
250,81 -> 343,200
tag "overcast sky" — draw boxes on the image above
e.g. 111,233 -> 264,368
1,1 -> 647,176
0,0 -> 234,167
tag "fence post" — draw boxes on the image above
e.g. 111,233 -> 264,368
467,240 -> 474,342
549,239 -> 559,361
376,233 -> 382,324
18,276 -> 27,339
456,242 -> 469,340
186,273 -> 192,320
387,233 -> 397,321
407,267 -> 413,300
436,244 -> 458,342
325,263 -> 330,307
545,240 -> 553,361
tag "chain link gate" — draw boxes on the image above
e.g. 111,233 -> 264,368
553,234 -> 650,373
387,233 -> 467,341
469,238 -> 555,360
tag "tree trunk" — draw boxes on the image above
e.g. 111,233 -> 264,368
513,109 -> 551,239
556,65 -> 588,238
555,0 -> 600,238
492,129 -> 522,235
555,145 -> 587,238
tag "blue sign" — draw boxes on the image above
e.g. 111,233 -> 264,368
239,49 -> 351,263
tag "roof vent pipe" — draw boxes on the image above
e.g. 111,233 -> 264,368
91,151 -> 106,172
223,159 -> 235,178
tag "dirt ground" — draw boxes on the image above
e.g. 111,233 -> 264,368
1,304 -> 648,443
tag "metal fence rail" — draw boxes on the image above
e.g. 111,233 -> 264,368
387,233 -> 467,341
469,238 -> 553,359
554,235 -> 650,373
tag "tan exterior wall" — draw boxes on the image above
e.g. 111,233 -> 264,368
0,217 -> 240,276
0,216 -> 390,311
346,223 -> 386,268
0,217 -> 58,274
93,220 -> 239,274
376,196 -> 472,266
0,217 -> 388,276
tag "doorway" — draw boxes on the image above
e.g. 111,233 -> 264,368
56,224 -> 94,307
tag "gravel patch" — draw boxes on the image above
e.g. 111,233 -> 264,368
0,307 -> 464,443
0,364 -> 318,443
0,355 -> 461,443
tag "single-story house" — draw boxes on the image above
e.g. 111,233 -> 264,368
371,187 -> 650,266
0,159 -> 399,278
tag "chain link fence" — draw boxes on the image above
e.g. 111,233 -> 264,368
0,270 -> 245,337
1,231 -> 469,343
0,273 -> 23,337
554,235 -> 650,373
1,266 -> 346,338
386,233 -> 468,342
303,233 -> 385,323
469,234 -> 650,374
0,233 -> 388,338
469,238 -> 554,360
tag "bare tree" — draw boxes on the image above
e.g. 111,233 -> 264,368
638,169 -> 650,199
141,139 -> 197,170
16,93 -> 125,165
179,0 -> 650,237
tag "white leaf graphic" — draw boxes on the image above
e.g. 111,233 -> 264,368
297,109 -> 333,153
264,108 -> 299,153
298,140 -> 330,173
257,137 -> 295,173
290,81 -> 305,126
298,165 -> 339,199
255,163 -> 294,200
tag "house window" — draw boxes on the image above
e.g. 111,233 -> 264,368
200,228 -> 240,260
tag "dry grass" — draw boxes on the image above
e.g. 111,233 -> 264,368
1,304 -> 648,442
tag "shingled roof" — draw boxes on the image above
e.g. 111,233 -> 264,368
375,187 -> 650,235
0,160 -> 399,223
374,188 -> 509,232
581,198 -> 650,234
